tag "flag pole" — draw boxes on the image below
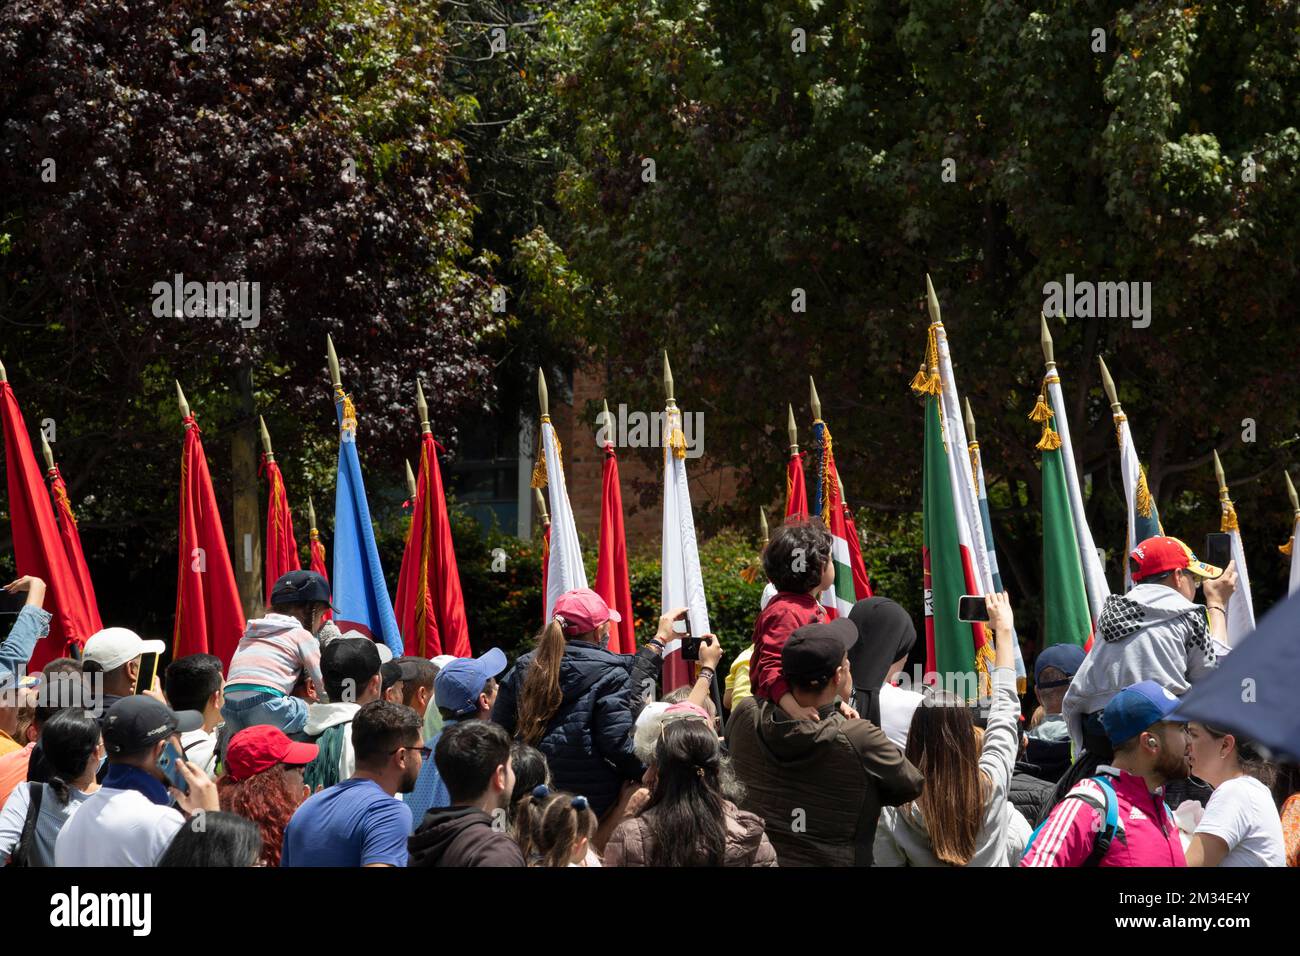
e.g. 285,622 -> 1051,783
405,460 -> 417,502
787,404 -> 798,456
416,380 -> 431,435
538,368 -> 549,418
1098,357 -> 1122,415
308,494 -> 318,532
809,376 -> 821,422
0,359 -> 6,382
40,430 -> 55,473
259,415 -> 274,463
176,380 -> 191,422
1286,470 -> 1300,520
327,334 -> 341,391
534,487 -> 549,525
1213,449 -> 1228,501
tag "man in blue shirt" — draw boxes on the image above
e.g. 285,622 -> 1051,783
282,700 -> 424,867
404,648 -> 505,830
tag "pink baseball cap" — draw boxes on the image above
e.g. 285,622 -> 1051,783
553,588 -> 621,636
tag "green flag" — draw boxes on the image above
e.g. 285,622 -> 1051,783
1033,389 -> 1093,648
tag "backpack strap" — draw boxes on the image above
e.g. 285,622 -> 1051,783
1021,775 -> 1119,866
13,782 -> 44,867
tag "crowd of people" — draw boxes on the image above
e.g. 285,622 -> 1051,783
1,519 -> 1298,868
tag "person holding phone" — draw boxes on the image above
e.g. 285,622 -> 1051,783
53,696 -> 219,866
80,628 -> 168,723
0,576 -> 50,744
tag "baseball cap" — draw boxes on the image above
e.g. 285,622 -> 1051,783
102,696 -> 203,755
321,637 -> 382,700
553,588 -> 621,636
435,648 -> 507,717
82,628 -> 167,672
381,656 -> 426,693
430,654 -> 456,670
1101,680 -> 1188,747
1130,536 -> 1222,582
1034,643 -> 1086,689
781,618 -> 859,685
269,570 -> 334,608
224,725 -> 319,782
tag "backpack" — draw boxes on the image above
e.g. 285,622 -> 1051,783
303,721 -> 350,792
9,782 -> 44,868
1021,775 -> 1120,866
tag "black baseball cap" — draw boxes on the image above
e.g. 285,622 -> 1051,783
102,696 -> 203,756
269,570 -> 333,608
322,637 -> 382,699
381,656 -> 425,692
781,618 -> 859,684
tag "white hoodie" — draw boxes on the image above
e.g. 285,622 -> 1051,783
304,702 -> 360,782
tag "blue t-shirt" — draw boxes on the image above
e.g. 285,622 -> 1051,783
281,778 -> 412,867
404,725 -> 451,832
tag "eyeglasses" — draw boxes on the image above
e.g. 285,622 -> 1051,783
389,745 -> 432,759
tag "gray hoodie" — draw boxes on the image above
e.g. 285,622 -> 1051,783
873,666 -> 1022,867
1062,583 -> 1220,754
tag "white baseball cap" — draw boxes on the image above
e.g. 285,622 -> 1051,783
429,654 -> 456,669
82,628 -> 166,672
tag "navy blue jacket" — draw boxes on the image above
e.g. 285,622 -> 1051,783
493,641 -> 643,817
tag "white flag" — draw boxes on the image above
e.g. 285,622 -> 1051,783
661,403 -> 710,693
1220,498 -> 1256,647
539,418 -> 587,621
1289,518 -> 1300,597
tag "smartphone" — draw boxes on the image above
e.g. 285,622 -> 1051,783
958,595 -> 989,623
135,651 -> 160,695
157,739 -> 188,794
1204,532 -> 1232,571
673,618 -> 702,661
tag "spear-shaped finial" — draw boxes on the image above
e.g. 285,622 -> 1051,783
1098,357 -> 1121,412
537,368 -> 549,418
786,404 -> 798,454
964,397 -> 977,443
39,431 -> 54,473
534,487 -> 549,524
326,334 -> 341,389
663,350 -> 675,406
924,273 -> 942,326
599,399 -> 611,446
1286,470 -> 1300,517
259,415 -> 274,463
1213,449 -> 1228,496
0,358 -> 7,382
176,380 -> 191,420
416,380 -> 431,435
759,508 -> 769,545
1040,313 -> 1055,368
809,376 -> 822,421
405,459 -> 417,501
307,494 -> 318,531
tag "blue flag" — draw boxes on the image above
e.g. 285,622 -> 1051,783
331,390 -> 402,656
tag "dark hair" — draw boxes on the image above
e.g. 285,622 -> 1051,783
40,709 -> 102,806
762,518 -> 833,593
41,657 -> 81,677
641,719 -> 727,866
508,742 -> 550,819
34,673 -> 85,729
165,654 -> 224,714
513,790 -> 597,867
436,720 -> 511,804
274,601 -> 327,632
351,700 -> 421,766
438,676 -> 497,723
1199,723 -> 1277,788
904,691 -> 983,866
321,638 -> 381,702
156,811 -> 263,867
399,659 -> 437,706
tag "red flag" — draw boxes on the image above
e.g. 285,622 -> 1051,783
841,504 -> 874,600
46,464 -> 103,638
395,434 -> 469,658
595,443 -> 636,654
308,525 -> 331,622
260,455 -> 300,607
785,451 -> 808,518
0,383 -> 97,668
174,415 -> 246,665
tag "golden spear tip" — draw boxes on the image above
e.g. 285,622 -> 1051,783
0,358 -> 6,382
786,404 -> 798,453
759,507 -> 769,543
1286,470 -> 1299,515
175,380 -> 190,420
307,494 -> 317,530
405,459 -> 417,500
40,431 -> 54,472
663,350 -> 674,403
533,487 -> 549,523
326,334 -> 340,389
416,379 -> 431,434
964,397 -> 977,442
1213,449 -> 1227,493
603,398 -> 610,421
924,273 -> 942,325
1040,313 -> 1055,367
537,368 -> 549,418
809,376 -> 822,421
259,415 -> 274,461
1098,356 -> 1120,410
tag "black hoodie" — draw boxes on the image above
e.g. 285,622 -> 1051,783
408,806 -> 525,868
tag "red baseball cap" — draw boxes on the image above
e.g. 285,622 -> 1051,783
225,725 -> 319,782
553,588 -> 621,636
1130,536 -> 1223,582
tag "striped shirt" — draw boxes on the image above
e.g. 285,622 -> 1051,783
225,614 -> 324,696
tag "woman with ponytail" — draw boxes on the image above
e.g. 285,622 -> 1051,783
0,709 -> 102,866
604,717 -> 777,867
493,589 -> 644,818
1184,722 -> 1285,866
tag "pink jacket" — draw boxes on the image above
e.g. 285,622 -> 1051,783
1020,767 -> 1186,867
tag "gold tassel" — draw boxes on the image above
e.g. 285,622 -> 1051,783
1036,424 -> 1063,451
1136,465 -> 1154,518
1221,497 -> 1239,533
968,442 -> 980,483
1279,537 -> 1293,557
335,386 -> 357,434
530,416 -> 551,489
667,409 -> 687,459
909,364 -> 940,396
1027,392 -> 1054,423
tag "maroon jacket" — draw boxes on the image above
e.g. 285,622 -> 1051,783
749,592 -> 826,704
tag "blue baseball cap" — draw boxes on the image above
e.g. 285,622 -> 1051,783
435,648 -> 507,717
1102,680 -> 1188,747
1034,644 -> 1086,689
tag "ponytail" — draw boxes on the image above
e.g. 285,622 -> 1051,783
512,786 -> 596,867
516,620 -> 568,747
39,709 -> 101,807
